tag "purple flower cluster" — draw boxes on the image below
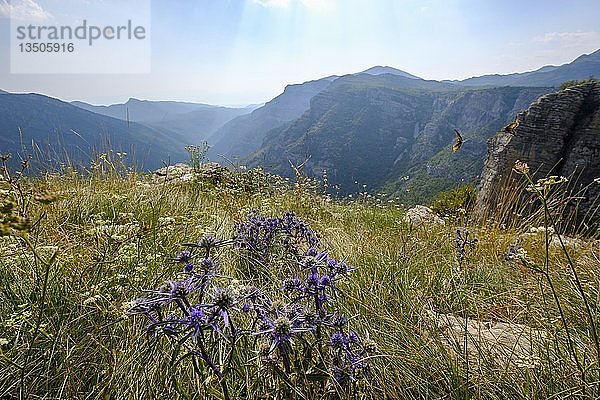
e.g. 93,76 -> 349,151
503,242 -> 533,266
282,248 -> 353,320
130,278 -> 230,340
126,213 -> 375,398
234,211 -> 319,263
329,317 -> 378,387
248,246 -> 375,391
127,233 -> 245,389
455,228 -> 478,266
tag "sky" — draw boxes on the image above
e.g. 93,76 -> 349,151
0,0 -> 599,105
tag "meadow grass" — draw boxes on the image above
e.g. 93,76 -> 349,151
1,164 -> 599,399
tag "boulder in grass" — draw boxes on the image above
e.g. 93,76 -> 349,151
404,205 -> 445,226
151,163 -> 194,184
427,310 -> 546,368
195,162 -> 229,185
549,234 -> 585,249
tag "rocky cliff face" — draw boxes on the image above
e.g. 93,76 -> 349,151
207,77 -> 337,160
475,82 -> 600,228
246,75 -> 550,202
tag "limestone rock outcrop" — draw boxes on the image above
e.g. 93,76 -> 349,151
404,205 -> 445,226
151,162 -> 230,185
475,83 -> 600,227
151,163 -> 194,184
427,310 -> 546,367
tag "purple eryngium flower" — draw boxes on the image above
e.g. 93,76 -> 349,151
234,211 -> 320,263
455,228 -> 477,264
126,212 -> 375,396
174,249 -> 194,263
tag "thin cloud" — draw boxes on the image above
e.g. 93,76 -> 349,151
252,0 -> 335,11
252,0 -> 291,8
533,31 -> 600,45
520,31 -> 600,68
299,0 -> 335,11
0,0 -> 52,21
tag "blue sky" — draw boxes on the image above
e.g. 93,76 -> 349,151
1,0 -> 599,105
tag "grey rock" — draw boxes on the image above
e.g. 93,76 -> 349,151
549,234 -> 585,249
151,162 -> 230,185
475,82 -> 600,227
427,310 -> 546,368
195,162 -> 229,184
404,205 -> 445,226
151,163 -> 194,184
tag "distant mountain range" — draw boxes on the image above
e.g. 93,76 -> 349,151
0,92 -> 188,170
72,98 -> 257,144
1,48 -> 599,202
453,49 -> 600,87
71,98 -> 216,122
207,49 -> 599,202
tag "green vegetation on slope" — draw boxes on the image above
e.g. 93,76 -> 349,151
249,77 -> 550,204
559,76 -> 599,90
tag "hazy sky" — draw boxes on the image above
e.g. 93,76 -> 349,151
1,0 -> 599,105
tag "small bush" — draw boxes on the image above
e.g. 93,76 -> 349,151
430,184 -> 476,219
559,76 -> 598,90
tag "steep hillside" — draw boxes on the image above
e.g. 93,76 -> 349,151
0,92 -> 187,170
383,86 -> 552,202
247,74 -> 550,202
458,49 -> 600,87
207,76 -> 338,160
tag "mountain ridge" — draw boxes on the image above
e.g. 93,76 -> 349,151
2,48 -> 599,204
361,66 -> 421,79
0,92 -> 188,170
246,74 -> 551,202
72,98 -> 231,122
72,98 -> 254,143
207,76 -> 338,160
456,49 -> 600,87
